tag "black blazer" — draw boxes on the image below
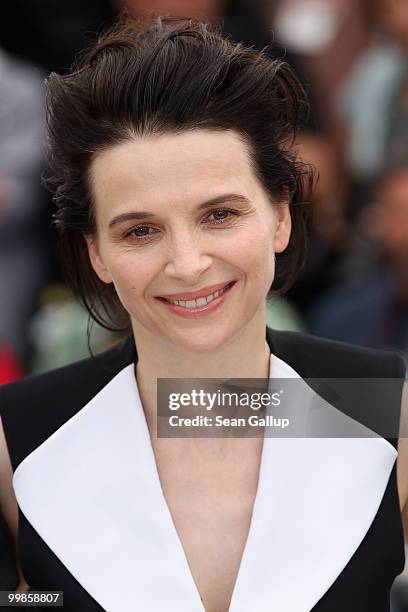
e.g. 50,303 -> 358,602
0,328 -> 406,612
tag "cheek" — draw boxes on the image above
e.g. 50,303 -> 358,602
229,224 -> 276,283
103,250 -> 156,306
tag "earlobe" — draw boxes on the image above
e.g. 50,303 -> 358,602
85,235 -> 113,284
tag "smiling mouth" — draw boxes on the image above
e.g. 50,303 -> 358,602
156,281 -> 236,308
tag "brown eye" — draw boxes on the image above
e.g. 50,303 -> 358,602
204,209 -> 238,224
125,225 -> 158,240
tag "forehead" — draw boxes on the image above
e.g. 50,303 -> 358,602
89,129 -> 264,218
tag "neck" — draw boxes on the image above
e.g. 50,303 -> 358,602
132,317 -> 271,435
133,317 -> 270,379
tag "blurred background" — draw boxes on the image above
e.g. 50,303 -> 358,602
0,0 -> 408,607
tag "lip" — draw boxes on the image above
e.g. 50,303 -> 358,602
157,280 -> 236,301
156,280 -> 237,318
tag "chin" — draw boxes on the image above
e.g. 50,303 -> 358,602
169,325 -> 237,353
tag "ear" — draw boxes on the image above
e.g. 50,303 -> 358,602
273,187 -> 292,253
85,234 -> 113,284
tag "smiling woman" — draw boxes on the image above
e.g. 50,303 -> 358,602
85,129 -> 292,352
47,18 -> 311,338
0,14 -> 407,612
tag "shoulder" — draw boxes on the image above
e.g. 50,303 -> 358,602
271,329 -> 408,516
268,328 -> 407,379
0,336 -> 132,471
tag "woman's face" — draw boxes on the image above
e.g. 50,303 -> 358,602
87,129 -> 291,352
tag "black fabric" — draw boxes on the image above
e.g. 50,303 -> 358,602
311,462 -> 404,612
268,329 -> 406,451
0,328 -> 406,611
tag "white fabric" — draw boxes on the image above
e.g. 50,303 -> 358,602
13,354 -> 397,612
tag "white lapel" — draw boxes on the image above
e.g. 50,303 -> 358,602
13,354 -> 397,612
228,355 -> 397,612
13,364 -> 204,612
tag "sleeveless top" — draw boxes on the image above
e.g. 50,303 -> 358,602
0,327 -> 406,612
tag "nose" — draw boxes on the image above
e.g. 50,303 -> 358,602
164,232 -> 213,284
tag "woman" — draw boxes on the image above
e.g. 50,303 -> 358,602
0,15 -> 407,612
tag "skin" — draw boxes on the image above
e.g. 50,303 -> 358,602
86,129 -> 291,383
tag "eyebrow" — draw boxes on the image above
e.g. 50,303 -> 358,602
108,193 -> 251,230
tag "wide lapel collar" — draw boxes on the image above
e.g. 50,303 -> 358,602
229,331 -> 397,612
13,357 -> 204,612
12,328 -> 397,612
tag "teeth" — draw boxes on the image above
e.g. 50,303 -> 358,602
166,283 -> 231,308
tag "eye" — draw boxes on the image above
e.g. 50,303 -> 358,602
204,208 -> 239,225
124,225 -> 158,241
123,208 -> 239,243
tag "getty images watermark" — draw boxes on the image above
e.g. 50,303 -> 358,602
157,377 -> 290,437
156,376 -> 408,438
166,386 -> 289,429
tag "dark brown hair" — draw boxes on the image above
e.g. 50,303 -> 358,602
45,14 -> 313,333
